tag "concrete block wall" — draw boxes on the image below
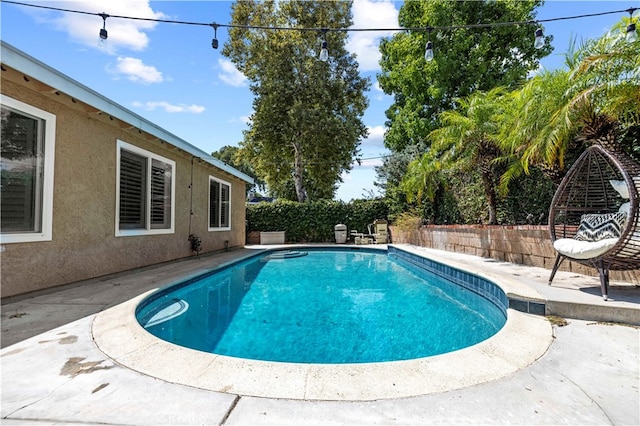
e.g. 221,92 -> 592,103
390,225 -> 639,285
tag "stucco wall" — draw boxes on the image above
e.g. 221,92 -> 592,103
1,68 -> 246,297
390,225 -> 639,285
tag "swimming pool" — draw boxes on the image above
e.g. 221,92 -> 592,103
136,247 -> 506,363
92,245 -> 552,400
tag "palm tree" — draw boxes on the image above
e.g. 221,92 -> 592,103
497,68 -> 580,190
573,16 -> 640,130
498,18 -> 640,191
400,149 -> 441,205
403,87 -> 506,224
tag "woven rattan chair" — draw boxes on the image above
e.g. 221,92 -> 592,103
548,144 -> 640,300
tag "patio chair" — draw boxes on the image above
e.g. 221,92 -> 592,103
350,229 -> 374,244
548,144 -> 640,300
368,220 -> 388,244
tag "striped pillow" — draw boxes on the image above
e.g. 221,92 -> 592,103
574,212 -> 627,242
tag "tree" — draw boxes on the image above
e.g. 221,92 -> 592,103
403,88 -> 506,224
211,145 -> 265,195
496,68 -> 580,189
377,0 -> 551,154
374,142 -> 426,218
498,18 -> 640,190
375,0 -> 551,215
223,0 -> 370,202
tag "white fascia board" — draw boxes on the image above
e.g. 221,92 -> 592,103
0,41 -> 254,184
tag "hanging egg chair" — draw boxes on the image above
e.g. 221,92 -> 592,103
548,144 -> 640,300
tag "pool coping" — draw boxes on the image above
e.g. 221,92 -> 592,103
91,244 -> 553,401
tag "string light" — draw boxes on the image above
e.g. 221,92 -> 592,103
319,40 -> 329,61
1,0 -> 637,62
424,27 -> 434,61
626,9 -> 638,42
211,22 -> 219,49
424,41 -> 434,61
98,12 -> 108,42
319,29 -> 329,61
534,28 -> 545,49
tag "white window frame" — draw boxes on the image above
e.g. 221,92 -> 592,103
0,95 -> 56,244
116,140 -> 175,237
208,176 -> 231,231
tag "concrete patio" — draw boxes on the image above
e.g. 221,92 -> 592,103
1,244 -> 638,425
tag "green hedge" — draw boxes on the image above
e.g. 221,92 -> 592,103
246,199 -> 389,242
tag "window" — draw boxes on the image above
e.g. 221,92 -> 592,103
209,176 -> 231,230
0,95 -> 56,244
116,140 -> 175,236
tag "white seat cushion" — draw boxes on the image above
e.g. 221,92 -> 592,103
553,238 -> 619,260
610,179 -> 630,199
619,201 -> 630,216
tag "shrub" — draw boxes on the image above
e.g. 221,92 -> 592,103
246,199 -> 389,242
392,212 -> 423,231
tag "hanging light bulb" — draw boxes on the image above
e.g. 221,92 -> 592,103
99,13 -> 109,45
319,29 -> 329,61
534,28 -> 545,49
627,22 -> 638,42
211,23 -> 219,49
424,41 -> 434,61
424,26 -> 434,62
319,40 -> 329,61
625,9 -> 638,42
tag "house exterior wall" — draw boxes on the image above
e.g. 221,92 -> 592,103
1,66 -> 246,297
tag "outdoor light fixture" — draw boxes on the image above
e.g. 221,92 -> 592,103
9,1 -> 640,62
424,26 -> 434,61
626,9 -> 638,42
534,28 -> 545,49
424,41 -> 434,61
211,22 -> 219,49
319,29 -> 329,61
99,13 -> 108,42
319,40 -> 329,61
627,22 -> 638,41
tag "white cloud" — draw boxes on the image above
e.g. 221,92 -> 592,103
227,114 -> 253,125
363,125 -> 386,148
132,101 -> 205,114
347,0 -> 400,72
109,57 -> 163,84
27,1 -> 165,53
370,81 -> 391,101
218,59 -> 248,87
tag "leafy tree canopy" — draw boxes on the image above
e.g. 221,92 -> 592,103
222,0 -> 370,202
497,18 -> 640,190
377,0 -> 551,153
211,145 -> 265,195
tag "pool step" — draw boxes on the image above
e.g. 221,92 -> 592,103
262,250 -> 308,261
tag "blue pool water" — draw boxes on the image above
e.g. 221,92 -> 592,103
136,248 -> 506,364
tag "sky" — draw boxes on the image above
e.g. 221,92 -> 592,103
1,0 -> 637,201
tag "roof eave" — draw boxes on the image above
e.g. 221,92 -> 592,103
0,41 -> 254,185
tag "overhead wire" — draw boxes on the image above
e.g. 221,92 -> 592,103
2,0 -> 636,167
1,0 -> 637,35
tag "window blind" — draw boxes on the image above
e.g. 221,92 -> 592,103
119,150 -> 146,229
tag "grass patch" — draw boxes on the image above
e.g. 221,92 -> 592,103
546,315 -> 569,327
